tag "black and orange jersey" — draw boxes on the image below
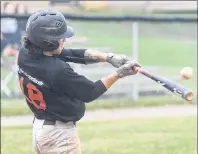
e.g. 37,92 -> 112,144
17,47 -> 107,122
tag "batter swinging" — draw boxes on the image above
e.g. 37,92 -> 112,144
17,10 -> 141,154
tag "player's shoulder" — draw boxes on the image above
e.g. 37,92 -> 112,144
47,57 -> 72,77
50,57 -> 71,70
46,58 -> 74,86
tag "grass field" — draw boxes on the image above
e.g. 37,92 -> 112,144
1,116 -> 197,154
68,21 -> 197,67
2,97 -> 196,116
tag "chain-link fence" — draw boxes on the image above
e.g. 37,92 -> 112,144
1,14 -> 197,100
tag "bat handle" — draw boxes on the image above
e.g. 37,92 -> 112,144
133,66 -> 142,73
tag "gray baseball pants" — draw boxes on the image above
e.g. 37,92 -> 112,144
32,117 -> 81,154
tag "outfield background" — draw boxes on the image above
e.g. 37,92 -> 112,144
1,1 -> 197,154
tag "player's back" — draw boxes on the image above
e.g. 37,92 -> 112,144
17,47 -> 85,122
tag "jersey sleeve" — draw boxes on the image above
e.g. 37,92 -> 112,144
56,63 -> 107,102
57,48 -> 87,64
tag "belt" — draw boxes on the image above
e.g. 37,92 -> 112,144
33,117 -> 76,126
43,119 -> 56,125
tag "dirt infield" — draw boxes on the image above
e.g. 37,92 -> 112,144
1,104 -> 197,127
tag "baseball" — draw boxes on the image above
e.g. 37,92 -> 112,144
180,67 -> 193,80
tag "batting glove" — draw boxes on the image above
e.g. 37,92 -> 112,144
106,53 -> 129,68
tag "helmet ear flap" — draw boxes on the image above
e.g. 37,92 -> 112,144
43,40 -> 59,51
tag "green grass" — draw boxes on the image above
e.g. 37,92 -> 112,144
1,116 -> 197,154
1,97 -> 196,116
68,20 -> 197,67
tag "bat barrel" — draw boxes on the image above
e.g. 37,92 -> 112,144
133,66 -> 194,101
183,90 -> 194,101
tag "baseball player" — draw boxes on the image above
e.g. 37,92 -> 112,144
17,10 -> 141,154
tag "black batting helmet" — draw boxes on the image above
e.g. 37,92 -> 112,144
26,10 -> 74,51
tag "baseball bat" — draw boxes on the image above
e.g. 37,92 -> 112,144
133,66 -> 194,101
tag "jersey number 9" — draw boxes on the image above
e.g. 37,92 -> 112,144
19,77 -> 46,110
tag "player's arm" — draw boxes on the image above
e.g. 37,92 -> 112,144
84,49 -> 129,68
57,48 -> 87,64
58,48 -> 129,68
56,61 -> 141,102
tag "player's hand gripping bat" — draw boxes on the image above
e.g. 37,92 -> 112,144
133,66 -> 194,101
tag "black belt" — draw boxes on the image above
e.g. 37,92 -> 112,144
33,117 -> 76,126
43,119 -> 56,125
